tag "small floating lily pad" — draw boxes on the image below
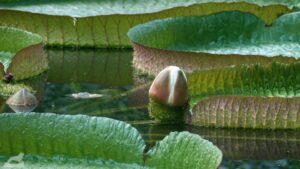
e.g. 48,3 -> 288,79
0,1 -> 298,47
0,26 -> 48,81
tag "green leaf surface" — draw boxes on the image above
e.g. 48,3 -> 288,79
0,26 -> 41,52
0,112 -> 145,164
0,26 -> 48,80
128,11 -> 300,58
129,11 -> 300,75
0,1 -> 297,47
146,131 -> 222,169
0,154 -> 150,169
0,113 -> 223,169
0,51 -> 13,71
188,62 -> 300,100
0,81 -> 33,97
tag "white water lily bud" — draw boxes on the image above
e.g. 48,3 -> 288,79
149,66 -> 188,107
6,88 -> 38,113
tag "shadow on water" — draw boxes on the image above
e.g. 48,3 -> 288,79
0,48 -> 299,168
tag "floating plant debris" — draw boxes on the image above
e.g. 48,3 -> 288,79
69,92 -> 103,99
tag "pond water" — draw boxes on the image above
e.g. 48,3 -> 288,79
1,48 -> 300,168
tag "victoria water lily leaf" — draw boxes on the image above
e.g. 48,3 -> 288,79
190,96 -> 300,129
146,131 -> 222,169
47,49 -> 132,85
0,1 -> 298,47
188,62 -> 300,99
128,11 -> 300,75
0,113 -> 222,169
186,62 -> 300,129
0,26 -> 48,80
0,112 -> 145,164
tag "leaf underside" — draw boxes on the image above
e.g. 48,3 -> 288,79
187,62 -> 300,129
0,1 -> 297,47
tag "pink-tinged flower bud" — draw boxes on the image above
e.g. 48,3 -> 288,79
6,88 -> 38,113
149,66 -> 188,107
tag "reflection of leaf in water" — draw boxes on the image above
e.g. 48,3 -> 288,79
0,1 -> 297,47
188,127 -> 300,160
47,49 -> 132,85
140,123 -> 300,161
0,26 -> 48,81
0,112 -> 222,169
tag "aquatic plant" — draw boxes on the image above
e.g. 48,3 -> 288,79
0,0 -> 299,47
0,112 -> 222,169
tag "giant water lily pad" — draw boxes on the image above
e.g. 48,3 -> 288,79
0,112 -> 222,169
0,1 -> 299,47
0,26 -> 48,81
186,62 -> 300,129
128,11 -> 300,75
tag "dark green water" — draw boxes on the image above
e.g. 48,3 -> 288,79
1,48 -> 300,169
